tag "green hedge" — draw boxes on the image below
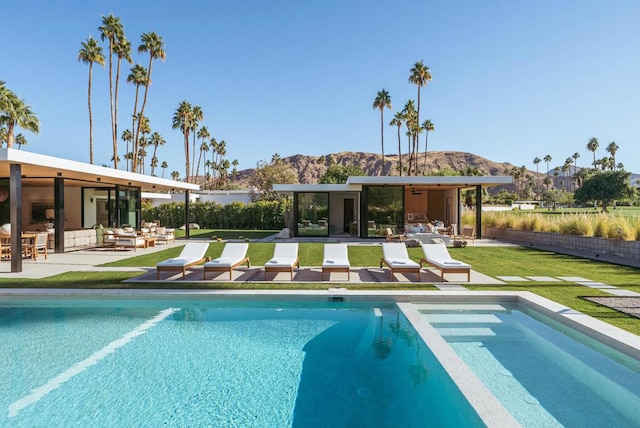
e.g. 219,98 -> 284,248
142,199 -> 290,230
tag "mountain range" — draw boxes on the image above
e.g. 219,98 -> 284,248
231,150 -> 639,188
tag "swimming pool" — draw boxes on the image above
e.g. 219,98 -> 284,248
0,297 -> 483,427
416,301 -> 640,427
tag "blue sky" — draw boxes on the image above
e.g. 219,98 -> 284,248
2,0 -> 639,176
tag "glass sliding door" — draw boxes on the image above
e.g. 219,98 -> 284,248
296,192 -> 329,237
364,186 -> 403,238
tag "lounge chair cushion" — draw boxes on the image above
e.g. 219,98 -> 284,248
266,243 -> 298,267
204,243 -> 249,268
157,243 -> 209,267
382,243 -> 420,268
421,243 -> 470,269
322,244 -> 350,268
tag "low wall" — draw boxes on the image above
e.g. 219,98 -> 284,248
485,227 -> 640,268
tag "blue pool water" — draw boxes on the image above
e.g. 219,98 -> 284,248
0,299 -> 482,427
418,302 -> 640,428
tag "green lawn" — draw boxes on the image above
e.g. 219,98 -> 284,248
173,229 -> 278,240
1,242 -> 639,335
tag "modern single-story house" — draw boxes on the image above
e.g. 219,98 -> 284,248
0,148 -> 199,272
274,175 -> 512,239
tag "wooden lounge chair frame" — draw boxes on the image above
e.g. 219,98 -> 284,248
380,243 -> 421,282
264,243 -> 300,280
157,256 -> 210,279
203,257 -> 250,280
419,243 -> 471,282
385,227 -> 406,242
420,258 -> 470,281
265,258 -> 300,280
322,244 -> 351,281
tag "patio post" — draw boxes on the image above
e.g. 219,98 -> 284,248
54,177 -> 65,252
475,185 -> 482,239
184,190 -> 190,239
9,163 -> 22,272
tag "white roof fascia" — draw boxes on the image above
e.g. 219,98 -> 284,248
0,148 -> 199,191
141,192 -> 172,200
273,184 -> 361,193
346,175 -> 513,186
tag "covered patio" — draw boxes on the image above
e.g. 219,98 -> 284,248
274,175 -> 512,239
0,148 -> 199,272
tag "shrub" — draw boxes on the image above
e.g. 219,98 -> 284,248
592,216 -> 609,238
606,217 -> 634,240
558,216 -> 593,236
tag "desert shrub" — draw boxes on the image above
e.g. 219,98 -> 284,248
520,213 -> 545,231
558,216 -> 593,236
592,215 -> 609,238
606,217 -> 634,240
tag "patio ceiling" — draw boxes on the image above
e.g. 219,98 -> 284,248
0,148 -> 199,192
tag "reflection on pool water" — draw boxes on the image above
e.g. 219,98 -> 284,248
0,299 -> 482,427
417,302 -> 640,428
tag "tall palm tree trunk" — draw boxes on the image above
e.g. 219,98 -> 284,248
130,86 -> 140,172
108,44 -> 116,169
397,126 -> 402,176
88,64 -> 94,164
380,109 -> 385,175
113,56 -> 122,169
423,131 -> 429,174
133,58 -> 153,172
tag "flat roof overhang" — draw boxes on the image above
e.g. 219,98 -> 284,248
0,148 -> 199,192
274,175 -> 513,194
273,183 -> 361,194
346,175 -> 513,188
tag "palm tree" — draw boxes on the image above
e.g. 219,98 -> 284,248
112,36 -> 132,168
421,119 -> 434,174
543,154 -> 552,189
0,124 -> 6,146
0,85 -> 40,148
232,159 -> 239,182
389,112 -> 404,176
373,89 -> 392,175
606,141 -> 619,168
196,140 -> 209,182
190,106 -> 204,180
532,157 -> 541,197
161,161 -> 168,178
195,125 -> 210,180
15,133 -> 27,149
409,61 -> 432,174
121,129 -> 133,171
563,157 -> 572,191
586,137 -> 599,168
170,170 -> 179,181
134,32 -> 166,173
99,14 -> 125,168
572,152 -> 580,190
402,100 -> 417,174
172,101 -> 193,183
78,36 -> 104,163
149,132 -> 165,176
126,64 -> 148,171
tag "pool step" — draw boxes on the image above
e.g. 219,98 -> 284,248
436,327 -> 496,338
422,313 -> 503,325
414,303 -> 510,313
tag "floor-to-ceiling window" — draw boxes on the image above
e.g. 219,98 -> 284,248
364,186 -> 403,238
296,192 -> 329,237
118,187 -> 140,228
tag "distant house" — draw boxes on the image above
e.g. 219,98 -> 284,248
274,175 -> 512,239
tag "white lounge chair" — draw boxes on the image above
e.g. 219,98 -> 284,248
420,242 -> 471,282
156,242 -> 210,279
322,243 -> 350,281
380,242 -> 421,281
203,243 -> 250,280
264,243 -> 299,280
